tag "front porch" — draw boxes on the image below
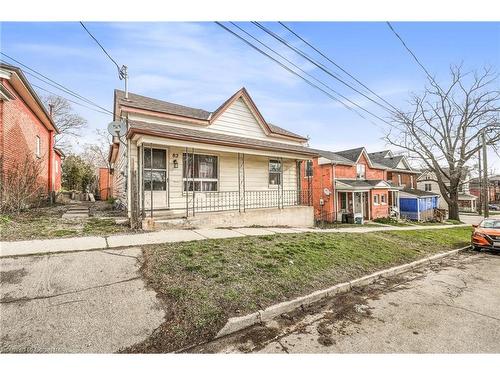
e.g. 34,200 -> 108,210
129,136 -> 315,228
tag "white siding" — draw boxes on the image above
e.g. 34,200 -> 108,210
137,145 -> 298,211
210,98 -> 269,140
127,98 -> 307,146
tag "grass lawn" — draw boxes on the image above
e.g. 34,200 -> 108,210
0,203 -> 134,241
128,226 -> 472,353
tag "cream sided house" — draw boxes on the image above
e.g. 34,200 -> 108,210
108,88 -> 317,228
417,168 -> 477,213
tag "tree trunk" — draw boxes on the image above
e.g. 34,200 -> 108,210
448,191 -> 460,221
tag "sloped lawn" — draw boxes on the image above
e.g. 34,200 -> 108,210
0,203 -> 133,241
127,226 -> 472,353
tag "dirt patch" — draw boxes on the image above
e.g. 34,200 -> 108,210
0,268 -> 28,285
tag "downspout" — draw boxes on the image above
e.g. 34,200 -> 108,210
331,163 -> 337,222
47,104 -> 54,200
48,131 -> 54,195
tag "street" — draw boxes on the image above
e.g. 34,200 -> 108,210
198,250 -> 500,353
0,248 -> 165,353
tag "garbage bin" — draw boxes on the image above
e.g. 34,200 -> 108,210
354,214 -> 364,225
346,213 -> 354,224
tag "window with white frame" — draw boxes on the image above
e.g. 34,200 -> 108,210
381,194 -> 386,204
269,159 -> 282,186
35,136 -> 41,158
183,153 -> 218,192
340,192 -> 347,210
398,174 -> 402,186
373,194 -> 379,205
424,183 -> 432,192
356,164 -> 366,179
410,175 -> 414,188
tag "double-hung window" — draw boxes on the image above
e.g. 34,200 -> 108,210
305,160 -> 313,177
374,194 -> 379,205
424,183 -> 432,192
269,159 -> 282,186
183,153 -> 218,192
381,194 -> 386,204
340,192 -> 347,210
144,148 -> 167,191
356,164 -> 365,179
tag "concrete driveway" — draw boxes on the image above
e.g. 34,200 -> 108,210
0,248 -> 165,353
203,251 -> 500,353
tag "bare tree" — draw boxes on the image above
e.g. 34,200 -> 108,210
81,129 -> 112,169
0,154 -> 45,213
43,95 -> 87,152
385,66 -> 500,220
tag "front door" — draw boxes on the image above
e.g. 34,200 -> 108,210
143,147 -> 168,211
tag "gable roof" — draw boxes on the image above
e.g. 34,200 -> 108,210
335,147 -> 366,162
310,148 -> 355,165
0,63 -> 58,133
115,87 -> 307,141
127,119 -> 317,157
368,151 -> 417,173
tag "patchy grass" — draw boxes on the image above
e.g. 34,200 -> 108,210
128,226 -> 472,353
0,203 -> 133,241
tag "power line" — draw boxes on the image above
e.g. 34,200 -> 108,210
79,21 -> 124,77
278,21 -> 401,114
252,22 -> 397,117
31,83 -> 111,116
228,22 -> 369,120
215,22 -> 391,128
0,52 -> 115,116
385,22 -> 444,93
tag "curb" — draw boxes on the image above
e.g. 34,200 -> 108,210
215,245 -> 470,339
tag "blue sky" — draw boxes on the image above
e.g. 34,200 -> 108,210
1,22 -> 499,170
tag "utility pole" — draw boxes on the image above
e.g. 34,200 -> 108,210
477,148 -> 482,215
482,131 -> 489,218
119,65 -> 129,99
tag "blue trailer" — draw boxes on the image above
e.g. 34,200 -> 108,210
399,188 -> 440,221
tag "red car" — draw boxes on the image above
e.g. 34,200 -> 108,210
471,219 -> 500,251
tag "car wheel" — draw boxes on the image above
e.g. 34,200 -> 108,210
471,246 -> 481,252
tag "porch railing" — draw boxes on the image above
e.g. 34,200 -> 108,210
192,189 -> 312,213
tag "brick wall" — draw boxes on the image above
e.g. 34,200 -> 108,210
370,189 -> 390,218
1,79 -> 52,194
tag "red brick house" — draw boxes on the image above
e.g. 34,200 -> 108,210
0,63 -> 61,199
302,147 -> 418,223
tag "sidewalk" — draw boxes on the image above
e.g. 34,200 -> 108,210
0,223 -> 469,258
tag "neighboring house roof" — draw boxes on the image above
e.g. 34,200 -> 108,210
53,147 -> 65,158
458,193 -> 477,200
127,120 -> 318,157
0,63 -> 59,133
310,148 -> 355,165
368,150 -> 417,173
335,179 -> 392,189
115,87 -> 307,141
335,147 -> 366,163
401,187 -> 439,198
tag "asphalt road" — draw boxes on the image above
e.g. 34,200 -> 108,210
202,250 -> 500,353
0,248 -> 165,353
